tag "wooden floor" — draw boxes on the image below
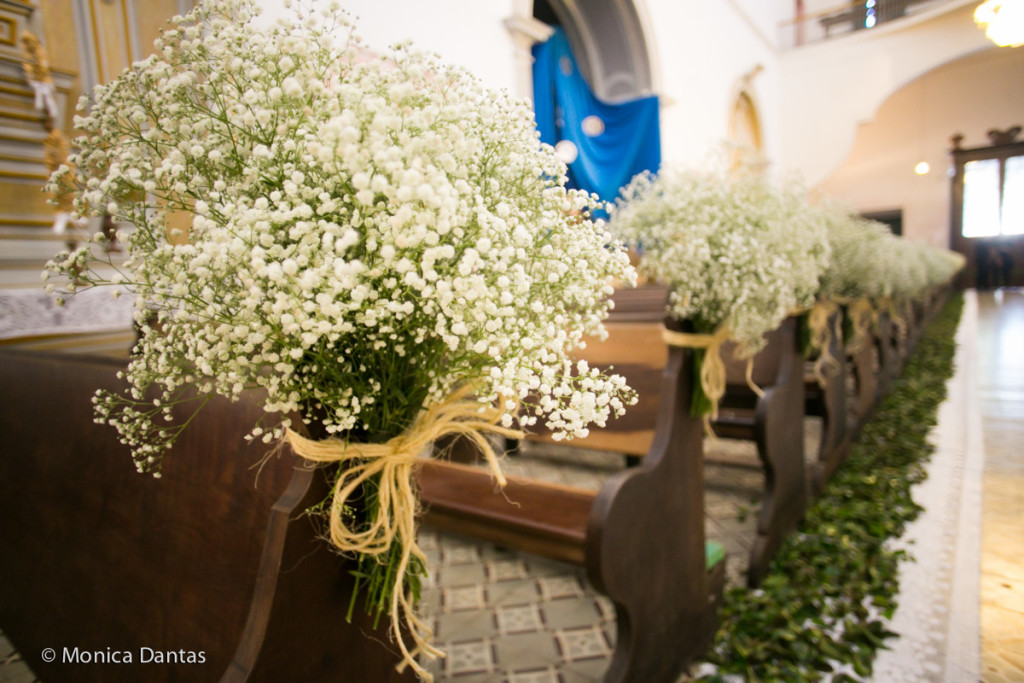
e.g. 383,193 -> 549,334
977,288 -> 1024,683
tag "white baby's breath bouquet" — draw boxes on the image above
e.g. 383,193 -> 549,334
44,0 -> 635,676
815,204 -> 893,303
610,165 -> 829,414
919,245 -> 965,289
816,203 -> 963,349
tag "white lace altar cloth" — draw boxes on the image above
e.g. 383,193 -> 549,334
0,287 -> 135,340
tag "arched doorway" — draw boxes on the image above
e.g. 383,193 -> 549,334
504,0 -> 657,103
506,0 -> 660,205
530,0 -> 653,101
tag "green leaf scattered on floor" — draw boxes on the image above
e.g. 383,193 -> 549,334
695,292 -> 963,682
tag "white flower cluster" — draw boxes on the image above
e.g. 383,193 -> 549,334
610,167 -> 830,353
815,201 -> 964,304
44,0 -> 636,473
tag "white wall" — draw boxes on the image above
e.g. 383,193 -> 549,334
255,0 -> 786,172
255,1 -> 521,94
640,0 -> 783,168
778,0 -> 991,188
818,46 -> 1024,247
252,0 -> 1006,238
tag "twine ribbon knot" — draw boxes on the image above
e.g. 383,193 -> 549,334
285,384 -> 523,681
661,326 -> 731,420
807,300 -> 843,386
660,325 -> 764,438
845,297 -> 876,355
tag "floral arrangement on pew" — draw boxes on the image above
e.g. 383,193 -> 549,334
816,203 -> 964,352
812,205 -> 895,365
876,235 -> 964,336
42,0 -> 636,678
610,165 -> 830,417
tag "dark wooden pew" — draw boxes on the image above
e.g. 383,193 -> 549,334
846,304 -> 904,430
847,311 -> 880,430
0,349 -> 414,683
803,309 -> 851,496
873,311 -> 902,400
418,286 -> 726,683
711,317 -> 808,586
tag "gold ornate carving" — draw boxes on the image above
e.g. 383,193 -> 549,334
19,30 -> 51,84
1,17 -> 17,46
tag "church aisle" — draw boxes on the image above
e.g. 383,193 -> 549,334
977,289 -> 1024,682
2,290 -> 1019,682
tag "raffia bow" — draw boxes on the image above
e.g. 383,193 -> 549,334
806,300 -> 842,386
843,297 -> 876,355
661,326 -> 730,422
285,384 -> 523,681
660,325 -> 763,437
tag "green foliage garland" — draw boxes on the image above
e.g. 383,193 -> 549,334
697,292 -> 964,682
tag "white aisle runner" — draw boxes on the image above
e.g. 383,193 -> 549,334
871,291 -> 982,682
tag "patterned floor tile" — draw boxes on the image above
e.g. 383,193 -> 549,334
435,609 -> 499,641
594,595 -> 615,622
497,604 -> 545,635
487,558 -> 530,582
443,584 -> 487,611
505,665 -> 560,683
442,541 -> 482,565
494,631 -> 562,668
555,626 -> 611,662
444,639 -> 496,676
541,598 -> 600,630
419,529 -> 440,551
561,656 -> 613,681
486,578 -> 541,605
537,574 -> 584,600
440,561 -> 487,586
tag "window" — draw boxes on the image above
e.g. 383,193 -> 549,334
961,155 -> 1024,237
949,128 -> 1024,288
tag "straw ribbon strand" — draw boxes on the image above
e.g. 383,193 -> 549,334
844,297 -> 875,355
661,325 -> 732,420
285,384 -> 524,681
807,300 -> 842,386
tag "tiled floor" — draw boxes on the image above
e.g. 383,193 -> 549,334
0,630 -> 37,683
2,288 -> 1021,682
416,430 -> 807,680
417,530 -> 617,682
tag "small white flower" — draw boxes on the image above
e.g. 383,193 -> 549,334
48,0 -> 639,481
282,76 -> 302,98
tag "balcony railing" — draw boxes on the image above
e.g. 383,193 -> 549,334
779,0 -> 953,48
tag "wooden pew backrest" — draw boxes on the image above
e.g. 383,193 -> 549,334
0,350 -> 412,682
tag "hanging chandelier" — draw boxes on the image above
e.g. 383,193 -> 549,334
975,0 -> 1024,47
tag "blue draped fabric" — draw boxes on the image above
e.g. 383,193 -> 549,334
532,27 -> 661,206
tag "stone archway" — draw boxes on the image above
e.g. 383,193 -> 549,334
504,0 -> 656,103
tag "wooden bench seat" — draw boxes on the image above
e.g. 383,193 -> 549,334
419,460 -> 593,564
419,461 -> 725,571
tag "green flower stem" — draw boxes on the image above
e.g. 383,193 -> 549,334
691,347 -> 714,418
